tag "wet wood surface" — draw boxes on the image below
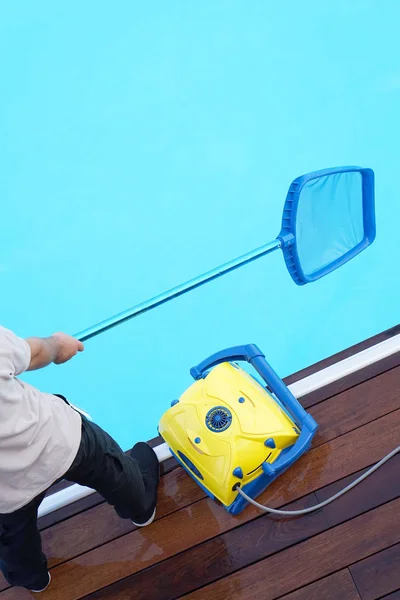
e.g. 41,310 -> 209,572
0,329 -> 398,599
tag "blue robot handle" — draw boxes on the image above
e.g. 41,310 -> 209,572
190,344 -> 314,430
190,344 -> 264,378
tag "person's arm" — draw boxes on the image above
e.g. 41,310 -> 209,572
25,333 -> 84,371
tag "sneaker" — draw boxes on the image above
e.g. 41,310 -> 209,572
130,442 -> 160,527
28,572 -> 51,592
132,507 -> 157,527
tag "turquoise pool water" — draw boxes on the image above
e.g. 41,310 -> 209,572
1,1 -> 399,450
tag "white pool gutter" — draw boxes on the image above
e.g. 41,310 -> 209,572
38,333 -> 400,518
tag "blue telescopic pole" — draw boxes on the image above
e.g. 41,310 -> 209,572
74,239 -> 281,342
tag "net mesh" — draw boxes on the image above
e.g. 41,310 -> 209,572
295,171 -> 364,277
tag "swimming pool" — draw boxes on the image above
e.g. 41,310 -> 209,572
1,1 -> 399,451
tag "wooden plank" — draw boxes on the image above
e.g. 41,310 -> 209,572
1,408 -> 399,600
43,468 -> 204,566
180,498 -> 400,600
277,569 -> 361,600
300,353 -> 400,409
0,468 -> 204,592
350,543 -> 400,600
80,438 -> 400,600
0,345 -> 397,596
71,428 -> 400,600
37,495 -> 103,531
81,494 -> 328,600
310,366 -> 400,444
262,408 -> 400,510
315,455 -> 400,527
1,369 -> 399,593
36,352 -> 400,531
3,366 -> 394,584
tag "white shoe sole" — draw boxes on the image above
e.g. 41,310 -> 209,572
132,508 -> 156,527
29,572 -> 51,592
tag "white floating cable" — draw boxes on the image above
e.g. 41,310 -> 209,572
236,446 -> 400,515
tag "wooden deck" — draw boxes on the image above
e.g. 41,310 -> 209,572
0,325 -> 399,600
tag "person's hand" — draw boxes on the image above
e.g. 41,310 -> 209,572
51,333 -> 84,365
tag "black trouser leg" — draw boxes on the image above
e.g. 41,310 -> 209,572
0,415 -> 148,590
64,417 -> 147,519
0,493 -> 48,590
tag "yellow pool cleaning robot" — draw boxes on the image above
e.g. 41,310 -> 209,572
158,344 -> 318,515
